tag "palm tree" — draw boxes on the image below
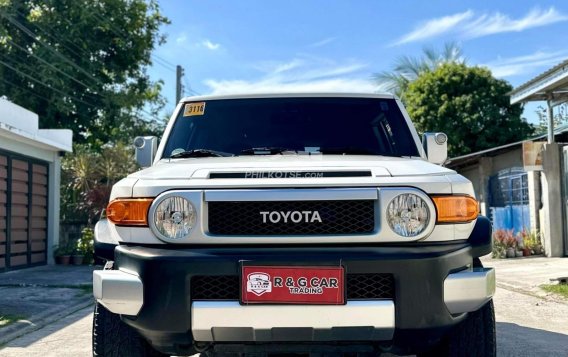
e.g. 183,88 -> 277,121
374,42 -> 465,98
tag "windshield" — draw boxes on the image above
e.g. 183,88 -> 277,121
162,97 -> 419,158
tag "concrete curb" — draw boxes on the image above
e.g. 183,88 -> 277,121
496,281 -> 568,306
0,296 -> 94,346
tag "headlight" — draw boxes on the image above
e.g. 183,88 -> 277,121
386,193 -> 430,237
154,196 -> 196,240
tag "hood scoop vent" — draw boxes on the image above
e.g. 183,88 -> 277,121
209,170 -> 372,179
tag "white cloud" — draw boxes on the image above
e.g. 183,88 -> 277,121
464,7 -> 568,38
308,37 -> 337,48
203,57 -> 374,95
201,39 -> 220,50
254,59 -> 305,74
175,33 -> 187,44
394,7 -> 568,45
484,50 -> 568,77
394,10 -> 474,45
203,78 -> 376,95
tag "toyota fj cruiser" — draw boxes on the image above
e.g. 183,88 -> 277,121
92,93 -> 495,357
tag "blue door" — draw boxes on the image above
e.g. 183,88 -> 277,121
488,168 -> 530,234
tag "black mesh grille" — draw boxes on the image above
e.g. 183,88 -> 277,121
190,273 -> 394,300
191,275 -> 239,300
346,274 -> 395,300
208,200 -> 375,235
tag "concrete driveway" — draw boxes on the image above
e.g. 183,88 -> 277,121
1,286 -> 568,357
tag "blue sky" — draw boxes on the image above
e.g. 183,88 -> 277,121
149,1 -> 568,123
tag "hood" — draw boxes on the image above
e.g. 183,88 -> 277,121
128,155 -> 455,180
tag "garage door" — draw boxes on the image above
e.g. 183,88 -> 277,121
0,151 -> 48,271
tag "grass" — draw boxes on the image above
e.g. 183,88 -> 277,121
0,314 -> 26,328
541,284 -> 568,299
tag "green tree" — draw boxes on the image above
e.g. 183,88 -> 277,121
0,0 -> 169,146
535,103 -> 568,134
374,42 -> 464,99
61,142 -> 137,224
405,63 -> 534,157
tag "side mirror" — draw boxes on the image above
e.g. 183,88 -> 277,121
133,136 -> 158,168
422,132 -> 448,165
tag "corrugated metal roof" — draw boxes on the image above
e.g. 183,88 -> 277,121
446,124 -> 568,167
511,58 -> 568,95
509,59 -> 568,104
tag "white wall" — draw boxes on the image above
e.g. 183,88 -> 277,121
0,99 -> 72,265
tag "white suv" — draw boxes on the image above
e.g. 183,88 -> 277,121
92,93 -> 495,357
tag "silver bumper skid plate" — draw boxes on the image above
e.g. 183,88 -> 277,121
93,270 -> 143,316
191,300 -> 395,342
444,267 -> 496,314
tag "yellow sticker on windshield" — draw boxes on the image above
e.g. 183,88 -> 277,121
183,102 -> 206,116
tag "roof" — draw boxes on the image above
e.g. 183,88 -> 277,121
509,59 -> 568,104
0,98 -> 72,153
446,123 -> 568,169
180,92 -> 396,103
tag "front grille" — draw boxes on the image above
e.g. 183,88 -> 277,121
190,273 -> 394,300
208,200 -> 375,236
346,274 -> 395,300
191,275 -> 239,300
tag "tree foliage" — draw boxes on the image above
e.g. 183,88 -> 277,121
61,143 -> 137,224
535,103 -> 568,134
374,42 -> 464,99
0,0 -> 169,146
404,63 -> 534,157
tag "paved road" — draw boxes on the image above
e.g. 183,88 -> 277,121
1,287 -> 567,357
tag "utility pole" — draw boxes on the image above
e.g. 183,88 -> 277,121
176,65 -> 184,103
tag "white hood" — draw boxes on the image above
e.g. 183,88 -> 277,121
128,155 -> 455,180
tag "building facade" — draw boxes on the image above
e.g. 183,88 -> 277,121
0,98 -> 72,270
447,129 -> 568,258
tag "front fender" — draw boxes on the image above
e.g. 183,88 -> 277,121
467,216 -> 492,258
94,219 -> 118,260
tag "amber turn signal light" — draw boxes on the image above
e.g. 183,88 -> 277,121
431,195 -> 479,223
106,198 -> 153,226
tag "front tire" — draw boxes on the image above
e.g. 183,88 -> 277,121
420,300 -> 496,357
92,302 -> 169,357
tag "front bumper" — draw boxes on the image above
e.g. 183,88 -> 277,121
93,233 -> 494,354
94,259 -> 494,339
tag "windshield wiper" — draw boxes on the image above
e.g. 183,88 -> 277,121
240,146 -> 296,155
319,147 -> 379,155
170,149 -> 234,158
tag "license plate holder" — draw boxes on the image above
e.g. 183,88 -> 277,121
241,265 -> 345,304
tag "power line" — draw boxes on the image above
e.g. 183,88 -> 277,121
5,39 -> 100,96
84,11 -> 176,74
0,77 -> 52,102
0,12 -> 103,86
152,55 -> 176,72
152,54 -> 176,69
1,9 -> 166,118
183,77 -> 201,96
14,9 -> 90,60
0,51 -> 100,104
0,58 -> 96,108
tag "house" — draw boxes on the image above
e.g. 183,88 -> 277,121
447,59 -> 568,257
446,128 -> 568,256
0,98 -> 72,270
